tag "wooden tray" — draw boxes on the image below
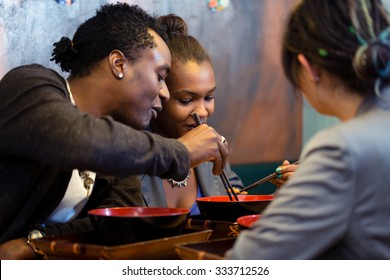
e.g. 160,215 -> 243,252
186,218 -> 240,239
30,229 -> 212,260
175,237 -> 236,260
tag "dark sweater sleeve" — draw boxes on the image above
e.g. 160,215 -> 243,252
35,176 -> 144,236
0,64 -> 190,181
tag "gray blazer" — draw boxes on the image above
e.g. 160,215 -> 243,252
139,162 -> 244,212
226,89 -> 390,259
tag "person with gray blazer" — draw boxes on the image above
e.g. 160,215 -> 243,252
226,0 -> 390,259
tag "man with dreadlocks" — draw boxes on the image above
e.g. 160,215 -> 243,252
0,3 -> 228,259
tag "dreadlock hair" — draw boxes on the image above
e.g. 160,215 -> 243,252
51,3 -> 168,77
282,0 -> 390,96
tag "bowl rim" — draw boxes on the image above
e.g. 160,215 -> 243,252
237,214 -> 261,228
196,194 -> 274,202
88,206 -> 190,217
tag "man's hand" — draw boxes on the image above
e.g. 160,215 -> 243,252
178,124 -> 228,175
0,238 -> 40,260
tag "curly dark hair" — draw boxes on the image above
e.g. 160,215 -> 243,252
157,14 -> 211,65
282,0 -> 390,95
51,3 -> 168,77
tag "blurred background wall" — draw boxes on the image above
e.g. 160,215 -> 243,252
3,0 -> 385,167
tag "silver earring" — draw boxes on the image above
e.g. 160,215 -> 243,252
117,73 -> 123,79
375,78 -> 382,98
314,76 -> 320,83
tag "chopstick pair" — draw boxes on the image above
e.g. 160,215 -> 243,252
191,113 -> 239,201
239,160 -> 301,193
220,169 -> 239,201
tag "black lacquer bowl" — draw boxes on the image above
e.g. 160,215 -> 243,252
89,207 -> 190,246
196,195 -> 273,222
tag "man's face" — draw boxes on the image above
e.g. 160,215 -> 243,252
110,29 -> 171,130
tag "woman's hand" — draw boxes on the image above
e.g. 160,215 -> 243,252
270,160 -> 298,187
0,238 -> 39,260
233,187 -> 247,195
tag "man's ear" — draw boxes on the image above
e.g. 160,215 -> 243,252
297,54 -> 320,83
109,50 -> 126,79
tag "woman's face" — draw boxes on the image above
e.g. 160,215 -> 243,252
153,60 -> 216,138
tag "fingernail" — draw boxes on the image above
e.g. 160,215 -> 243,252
277,174 -> 282,179
276,167 -> 282,173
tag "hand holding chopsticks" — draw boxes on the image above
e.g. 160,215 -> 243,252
191,112 -> 239,201
177,115 -> 229,176
239,160 -> 300,193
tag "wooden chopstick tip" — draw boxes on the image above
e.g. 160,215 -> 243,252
191,112 -> 202,125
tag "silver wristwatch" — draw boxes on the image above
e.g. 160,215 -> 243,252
27,229 -> 45,243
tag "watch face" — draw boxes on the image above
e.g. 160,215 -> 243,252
28,230 -> 44,240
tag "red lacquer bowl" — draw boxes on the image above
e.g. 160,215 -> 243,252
196,195 -> 273,222
89,207 -> 190,246
237,214 -> 261,229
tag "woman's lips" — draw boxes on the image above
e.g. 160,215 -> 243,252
185,123 -> 197,131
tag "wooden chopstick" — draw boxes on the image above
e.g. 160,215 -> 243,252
191,112 -> 239,201
220,170 -> 234,201
239,160 -> 300,193
221,169 -> 240,201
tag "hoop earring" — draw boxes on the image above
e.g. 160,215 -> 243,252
314,77 -> 325,106
375,78 -> 382,97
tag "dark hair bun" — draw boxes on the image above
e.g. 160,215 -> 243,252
51,36 -> 78,72
157,14 -> 188,36
353,34 -> 390,81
